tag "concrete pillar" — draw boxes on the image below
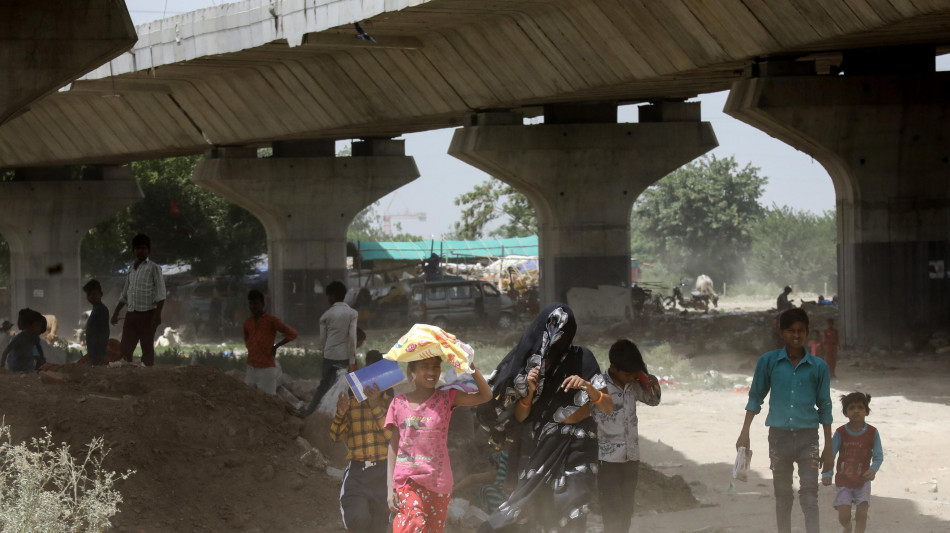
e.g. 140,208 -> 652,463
449,103 -> 717,304
192,140 -> 419,331
725,65 -> 950,349
0,166 -> 143,328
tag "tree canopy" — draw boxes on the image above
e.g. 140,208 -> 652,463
748,206 -> 837,293
631,154 -> 767,284
451,180 -> 536,239
82,156 -> 267,279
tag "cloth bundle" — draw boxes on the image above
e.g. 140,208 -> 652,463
384,323 -> 474,375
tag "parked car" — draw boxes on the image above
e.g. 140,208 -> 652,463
408,280 -> 516,329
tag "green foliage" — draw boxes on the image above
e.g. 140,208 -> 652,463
348,202 -> 388,242
82,156 -> 266,279
0,424 -> 134,533
748,206 -> 836,292
631,155 -> 767,284
451,180 -> 537,239
153,345 -> 325,379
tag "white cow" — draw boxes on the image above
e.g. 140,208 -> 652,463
695,274 -> 716,296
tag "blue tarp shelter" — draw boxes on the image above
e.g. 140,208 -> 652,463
357,236 -> 538,261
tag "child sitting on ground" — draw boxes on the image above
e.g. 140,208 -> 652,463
1,309 -> 46,371
453,450 -> 509,513
822,392 -> 883,533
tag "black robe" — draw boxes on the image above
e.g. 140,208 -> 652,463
477,303 -> 603,533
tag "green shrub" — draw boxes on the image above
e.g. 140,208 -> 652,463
276,348 -> 323,379
0,424 -> 133,533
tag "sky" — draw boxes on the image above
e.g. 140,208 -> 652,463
124,1 -> 949,238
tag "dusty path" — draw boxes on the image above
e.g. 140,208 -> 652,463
629,352 -> 950,532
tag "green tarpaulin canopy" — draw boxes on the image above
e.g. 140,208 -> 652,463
357,236 -> 537,261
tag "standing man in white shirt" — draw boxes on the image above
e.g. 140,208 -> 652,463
301,280 -> 358,417
111,234 -> 166,367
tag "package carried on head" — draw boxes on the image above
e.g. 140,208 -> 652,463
384,323 -> 474,374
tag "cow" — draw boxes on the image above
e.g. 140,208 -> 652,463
695,274 -> 717,296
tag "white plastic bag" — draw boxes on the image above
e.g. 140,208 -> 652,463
733,447 -> 752,482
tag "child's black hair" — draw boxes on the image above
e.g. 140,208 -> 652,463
82,279 -> 102,294
34,313 -> 48,335
16,308 -> 31,328
326,281 -> 347,301
608,339 -> 648,374
247,289 -> 265,303
357,327 -> 366,343
131,233 -> 151,249
365,349 -> 383,365
840,391 -> 871,416
779,308 -> 809,331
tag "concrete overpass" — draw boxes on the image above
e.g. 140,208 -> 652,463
1,0 -> 949,347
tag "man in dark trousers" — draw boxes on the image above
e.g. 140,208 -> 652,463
111,234 -> 166,366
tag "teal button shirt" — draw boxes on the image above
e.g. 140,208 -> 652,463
745,347 -> 832,430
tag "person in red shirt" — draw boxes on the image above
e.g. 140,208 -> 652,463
823,318 -> 840,378
243,290 -> 298,395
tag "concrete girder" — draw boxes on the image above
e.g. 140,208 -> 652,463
192,140 -> 419,331
1,0 -> 136,126
0,168 -> 143,329
725,73 -> 950,349
449,104 -> 718,306
6,1 -> 950,167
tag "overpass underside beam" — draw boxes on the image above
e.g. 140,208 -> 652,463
449,103 -> 718,306
0,168 -> 143,328
726,70 -> 950,350
192,140 -> 419,332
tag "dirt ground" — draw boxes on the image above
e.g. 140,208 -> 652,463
631,350 -> 950,533
0,303 -> 947,532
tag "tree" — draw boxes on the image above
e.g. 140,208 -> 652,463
748,206 -> 837,293
82,156 -> 266,279
631,154 -> 767,284
451,179 -> 536,239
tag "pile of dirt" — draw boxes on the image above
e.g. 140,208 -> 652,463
0,360 -> 702,532
0,365 -> 340,533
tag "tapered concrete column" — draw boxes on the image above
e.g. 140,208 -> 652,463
0,166 -> 143,327
449,103 -> 717,304
726,67 -> 950,349
193,140 -> 419,331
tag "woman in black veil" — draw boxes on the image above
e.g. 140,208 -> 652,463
477,303 -> 610,532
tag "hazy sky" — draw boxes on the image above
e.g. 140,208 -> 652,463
124,1 -> 948,238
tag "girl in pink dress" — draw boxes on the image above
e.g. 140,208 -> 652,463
386,357 -> 491,533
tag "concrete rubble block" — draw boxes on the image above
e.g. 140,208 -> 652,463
299,411 -> 348,466
567,285 -> 632,324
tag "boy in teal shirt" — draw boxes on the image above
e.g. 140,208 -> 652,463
737,308 -> 833,533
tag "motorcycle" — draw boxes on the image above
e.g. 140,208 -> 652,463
631,283 -> 665,315
665,279 -> 719,313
